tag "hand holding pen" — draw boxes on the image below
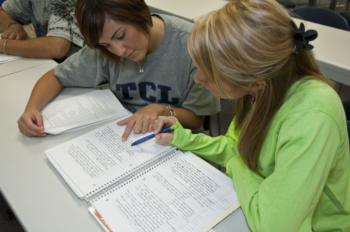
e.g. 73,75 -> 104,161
130,116 -> 177,146
131,126 -> 173,146
154,116 -> 177,145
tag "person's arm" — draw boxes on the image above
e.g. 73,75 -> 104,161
153,117 -> 238,167
0,7 -> 27,39
117,103 -> 203,141
155,103 -> 204,129
229,112 -> 341,232
18,69 -> 63,136
0,36 -> 71,59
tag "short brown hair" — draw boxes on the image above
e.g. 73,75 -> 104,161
75,0 -> 152,59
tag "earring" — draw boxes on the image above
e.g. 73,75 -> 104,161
249,94 -> 256,105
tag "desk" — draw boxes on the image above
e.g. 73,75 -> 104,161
0,60 -> 102,232
0,58 -> 250,232
147,0 -> 350,86
0,58 -> 48,78
294,18 -> 350,86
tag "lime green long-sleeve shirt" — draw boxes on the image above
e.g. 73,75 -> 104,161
170,79 -> 350,231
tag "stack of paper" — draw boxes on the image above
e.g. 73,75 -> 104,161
42,89 -> 131,134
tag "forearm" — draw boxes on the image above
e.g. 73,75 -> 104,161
0,36 -> 70,58
172,107 -> 203,129
151,103 -> 203,129
0,7 -> 18,31
25,69 -> 63,111
170,121 -> 237,166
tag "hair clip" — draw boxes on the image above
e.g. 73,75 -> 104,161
292,22 -> 318,53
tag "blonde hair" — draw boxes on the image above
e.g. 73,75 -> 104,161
188,0 -> 330,172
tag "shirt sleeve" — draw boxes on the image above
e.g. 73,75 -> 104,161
228,111 -> 342,232
2,0 -> 32,25
54,46 -> 110,88
170,120 -> 239,167
47,0 -> 84,47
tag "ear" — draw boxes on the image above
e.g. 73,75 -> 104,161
249,79 -> 266,93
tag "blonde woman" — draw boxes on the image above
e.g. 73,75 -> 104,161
154,0 -> 350,231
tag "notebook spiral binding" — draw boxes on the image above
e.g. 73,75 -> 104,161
86,147 -> 178,203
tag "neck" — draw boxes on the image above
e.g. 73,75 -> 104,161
148,16 -> 165,53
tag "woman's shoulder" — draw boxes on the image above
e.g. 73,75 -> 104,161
281,77 -> 345,126
156,13 -> 193,34
286,78 -> 339,106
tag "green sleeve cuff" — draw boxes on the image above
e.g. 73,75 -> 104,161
170,120 -> 238,167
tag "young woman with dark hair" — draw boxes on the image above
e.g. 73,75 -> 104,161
18,0 -> 219,139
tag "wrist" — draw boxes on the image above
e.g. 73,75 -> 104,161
25,103 -> 41,112
164,104 -> 176,117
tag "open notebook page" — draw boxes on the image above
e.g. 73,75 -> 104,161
46,121 -> 172,199
89,151 -> 239,232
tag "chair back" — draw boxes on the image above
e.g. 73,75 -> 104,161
293,7 -> 350,30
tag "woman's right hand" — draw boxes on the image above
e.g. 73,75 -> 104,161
17,109 -> 46,137
153,116 -> 178,145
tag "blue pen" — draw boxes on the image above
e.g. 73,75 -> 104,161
130,126 -> 173,146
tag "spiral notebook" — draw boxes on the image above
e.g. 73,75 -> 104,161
46,122 -> 239,232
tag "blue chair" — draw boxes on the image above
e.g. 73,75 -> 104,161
292,7 -> 350,31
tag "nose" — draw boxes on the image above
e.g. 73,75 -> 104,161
194,71 -> 207,85
109,42 -> 127,57
193,74 -> 201,84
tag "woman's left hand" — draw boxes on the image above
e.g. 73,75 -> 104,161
117,103 -> 166,141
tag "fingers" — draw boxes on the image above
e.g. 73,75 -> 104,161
1,27 -> 27,40
17,112 -> 46,137
155,133 -> 173,145
141,114 -> 157,133
153,116 -> 177,134
33,111 -> 44,131
1,30 -> 16,40
119,113 -> 159,141
117,116 -> 130,126
1,31 -> 10,40
121,118 -> 135,142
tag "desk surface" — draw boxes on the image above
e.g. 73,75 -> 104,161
0,60 -> 103,232
295,18 -> 350,86
0,59 -> 250,232
0,58 -> 48,78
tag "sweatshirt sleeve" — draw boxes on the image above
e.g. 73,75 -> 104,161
227,111 -> 341,232
54,46 -> 109,88
170,120 -> 239,167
